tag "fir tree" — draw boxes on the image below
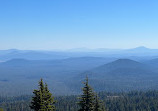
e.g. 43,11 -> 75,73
94,94 -> 105,111
78,77 -> 95,111
30,79 -> 56,111
101,103 -> 106,111
44,83 -> 56,110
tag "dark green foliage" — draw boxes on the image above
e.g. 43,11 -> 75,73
44,84 -> 56,110
0,95 -> 31,111
77,77 -> 105,111
94,94 -> 105,111
30,79 -> 55,111
1,91 -> 158,110
78,77 -> 95,111
55,95 -> 79,111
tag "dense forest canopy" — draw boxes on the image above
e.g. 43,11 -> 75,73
1,91 -> 158,111
0,78 -> 157,111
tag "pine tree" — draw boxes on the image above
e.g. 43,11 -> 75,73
30,79 -> 56,111
101,103 -> 106,111
44,83 -> 56,110
94,94 -> 105,111
78,77 -> 95,111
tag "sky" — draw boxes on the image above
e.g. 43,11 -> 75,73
0,0 -> 158,50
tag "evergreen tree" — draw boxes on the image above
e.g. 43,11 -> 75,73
101,103 -> 106,111
30,79 -> 56,111
94,94 -> 103,111
78,77 -> 95,111
94,94 -> 102,111
44,83 -> 56,110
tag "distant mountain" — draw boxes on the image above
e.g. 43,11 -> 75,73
67,47 -> 121,52
1,46 -> 158,61
144,58 -> 158,68
78,59 -> 154,78
0,57 -> 116,69
124,46 -> 158,55
0,49 -> 73,61
0,57 -> 158,95
1,47 -> 158,95
69,59 -> 158,92
0,59 -> 51,66
0,57 -> 116,95
128,46 -> 150,51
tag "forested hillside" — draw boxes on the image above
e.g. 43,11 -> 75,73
1,57 -> 158,96
1,91 -> 158,111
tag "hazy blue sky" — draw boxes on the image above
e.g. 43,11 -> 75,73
0,0 -> 158,50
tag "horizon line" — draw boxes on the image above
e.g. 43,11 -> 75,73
0,46 -> 156,51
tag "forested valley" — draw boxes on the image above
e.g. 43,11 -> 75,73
1,91 -> 158,111
0,78 -> 158,111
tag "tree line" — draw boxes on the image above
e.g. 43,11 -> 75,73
1,78 -> 158,110
30,77 -> 105,111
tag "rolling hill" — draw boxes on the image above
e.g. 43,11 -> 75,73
0,56 -> 158,95
0,57 -> 116,95
69,59 -> 158,93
